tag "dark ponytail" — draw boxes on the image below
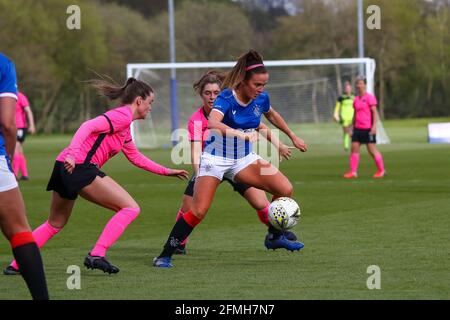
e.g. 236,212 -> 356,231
221,49 -> 267,90
90,77 -> 154,104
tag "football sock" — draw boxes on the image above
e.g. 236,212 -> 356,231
10,232 -> 49,300
256,204 -> 270,226
20,154 -> 28,177
13,152 -> 22,177
158,210 -> 201,258
10,220 -> 61,270
374,153 -> 385,173
90,207 -> 140,257
175,210 -> 189,246
350,153 -> 360,173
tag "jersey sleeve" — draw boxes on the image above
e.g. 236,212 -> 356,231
122,138 -> 170,176
368,94 -> 378,107
18,93 -> 30,108
212,96 -> 231,116
103,107 -> 133,133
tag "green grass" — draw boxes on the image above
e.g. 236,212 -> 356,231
1,118 -> 449,299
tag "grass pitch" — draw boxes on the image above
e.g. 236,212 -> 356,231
1,118 -> 449,299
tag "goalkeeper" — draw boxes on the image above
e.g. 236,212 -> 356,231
333,81 -> 354,151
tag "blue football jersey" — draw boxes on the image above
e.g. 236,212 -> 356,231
204,89 -> 271,159
0,52 -> 18,156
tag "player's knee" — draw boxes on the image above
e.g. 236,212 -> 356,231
191,206 -> 208,220
281,182 -> 294,197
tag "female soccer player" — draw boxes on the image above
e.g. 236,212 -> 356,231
154,50 -> 308,268
344,76 -> 385,178
0,52 -> 49,299
5,77 -> 188,275
13,91 -> 36,180
174,71 -> 296,255
333,81 -> 354,151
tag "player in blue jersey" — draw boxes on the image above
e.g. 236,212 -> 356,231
0,52 -> 48,299
154,50 -> 308,268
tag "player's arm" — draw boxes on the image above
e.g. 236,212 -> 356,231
370,105 -> 378,135
257,122 -> 292,160
122,139 -> 189,179
24,106 -> 36,134
208,109 -> 258,142
263,106 -> 307,152
333,100 -> 341,122
0,97 -> 17,158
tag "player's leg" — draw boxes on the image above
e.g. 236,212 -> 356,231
18,139 -> 29,180
345,141 -> 361,178
173,177 -> 196,254
154,176 -> 221,267
343,125 -> 352,151
239,185 -> 298,241
0,187 -> 48,300
7,191 -> 74,273
233,159 -> 303,251
13,141 -> 22,178
78,176 -> 140,274
366,143 -> 385,178
233,159 -> 293,199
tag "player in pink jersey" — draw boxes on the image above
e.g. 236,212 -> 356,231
344,76 -> 385,179
4,77 -> 188,275
173,71 -> 296,255
13,91 -> 36,180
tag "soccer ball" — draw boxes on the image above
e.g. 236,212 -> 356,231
268,197 -> 301,231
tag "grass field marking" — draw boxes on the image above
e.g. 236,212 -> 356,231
366,265 -> 381,290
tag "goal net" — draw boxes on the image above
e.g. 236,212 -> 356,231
127,58 -> 390,149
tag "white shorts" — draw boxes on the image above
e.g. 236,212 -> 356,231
0,155 -> 18,192
198,152 -> 262,182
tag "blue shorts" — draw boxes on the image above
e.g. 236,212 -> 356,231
0,53 -> 18,100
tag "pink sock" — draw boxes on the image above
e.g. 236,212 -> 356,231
256,204 -> 270,226
20,154 -> 28,177
13,153 -> 21,177
374,153 -> 385,172
350,153 -> 360,173
175,210 -> 189,246
90,207 -> 140,257
10,220 -> 61,270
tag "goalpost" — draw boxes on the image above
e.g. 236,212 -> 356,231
126,58 -> 390,149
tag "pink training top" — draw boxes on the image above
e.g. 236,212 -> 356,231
15,92 -> 29,128
56,105 -> 170,175
187,106 -> 209,151
353,93 -> 378,129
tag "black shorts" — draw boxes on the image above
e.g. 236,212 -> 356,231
46,161 -> 106,200
16,128 -> 27,143
183,175 -> 251,197
352,128 -> 377,144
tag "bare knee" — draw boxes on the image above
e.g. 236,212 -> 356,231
283,182 -> 294,197
191,205 -> 208,220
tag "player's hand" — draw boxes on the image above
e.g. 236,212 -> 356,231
278,144 -> 292,161
167,169 -> 189,180
291,135 -> 307,152
64,156 -> 75,174
333,115 -> 340,123
370,127 -> 377,135
28,126 -> 36,135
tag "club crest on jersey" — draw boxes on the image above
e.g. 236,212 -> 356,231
253,105 -> 262,117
